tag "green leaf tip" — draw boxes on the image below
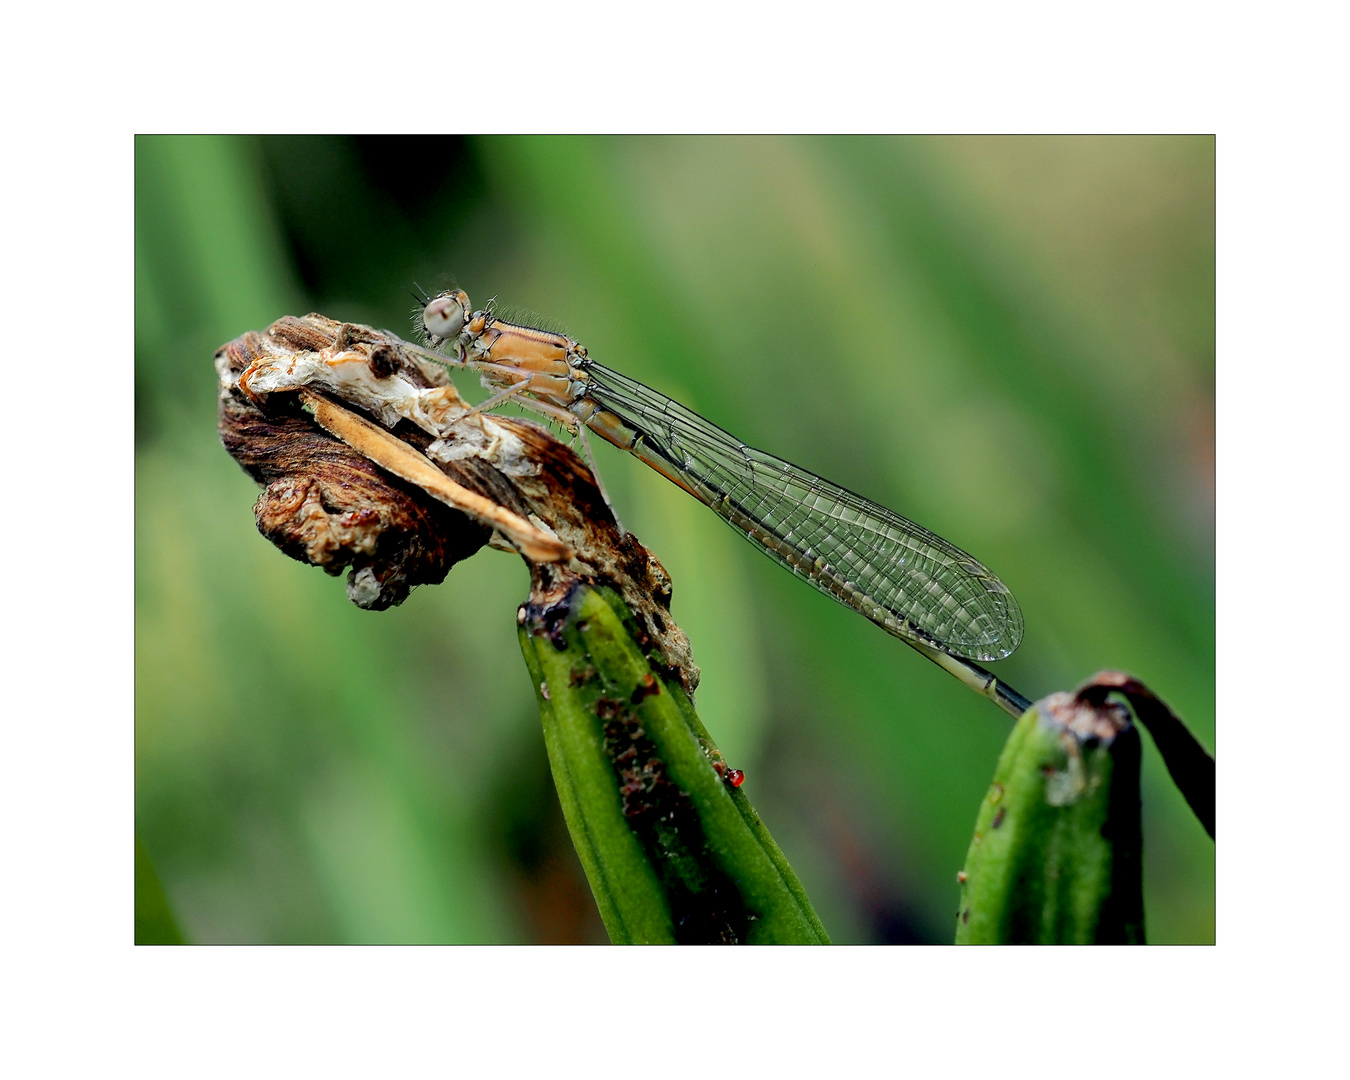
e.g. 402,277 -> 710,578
955,686 -> 1145,945
519,582 -> 829,944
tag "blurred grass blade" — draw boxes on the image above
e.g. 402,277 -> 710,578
135,837 -> 186,945
956,685 -> 1144,944
519,584 -> 829,944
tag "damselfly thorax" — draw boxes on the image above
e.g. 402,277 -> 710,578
421,289 -> 661,465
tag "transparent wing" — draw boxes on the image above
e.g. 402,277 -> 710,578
582,362 -> 1023,661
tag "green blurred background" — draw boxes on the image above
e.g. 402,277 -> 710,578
135,135 -> 1214,944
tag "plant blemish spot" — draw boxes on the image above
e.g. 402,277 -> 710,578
631,672 -> 660,704
569,665 -> 596,687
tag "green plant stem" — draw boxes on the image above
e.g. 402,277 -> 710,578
519,583 -> 829,944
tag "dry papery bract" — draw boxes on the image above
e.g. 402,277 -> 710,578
215,313 -> 698,692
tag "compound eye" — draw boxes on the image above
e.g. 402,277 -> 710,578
423,291 -> 467,339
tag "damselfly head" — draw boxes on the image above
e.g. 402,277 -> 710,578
422,289 -> 470,344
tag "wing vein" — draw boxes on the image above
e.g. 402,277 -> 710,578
583,363 -> 1023,661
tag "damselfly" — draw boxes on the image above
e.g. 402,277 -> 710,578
409,287 -> 1025,689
